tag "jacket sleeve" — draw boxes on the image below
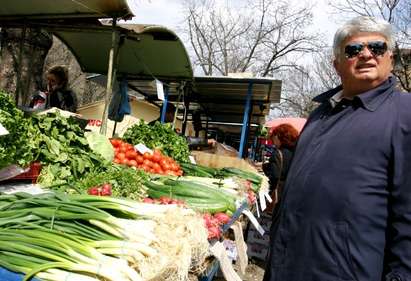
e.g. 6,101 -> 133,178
262,150 -> 281,191
384,93 -> 411,281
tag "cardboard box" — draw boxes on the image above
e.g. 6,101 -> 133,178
191,151 -> 259,174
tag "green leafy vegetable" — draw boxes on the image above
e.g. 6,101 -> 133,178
123,120 -> 190,163
0,91 -> 39,169
75,165 -> 148,201
85,131 -> 114,162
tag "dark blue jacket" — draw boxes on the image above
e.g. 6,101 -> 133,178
264,77 -> 411,281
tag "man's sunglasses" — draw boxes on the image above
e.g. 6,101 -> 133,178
344,41 -> 388,58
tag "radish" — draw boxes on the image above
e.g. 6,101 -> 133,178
143,198 -> 155,203
100,183 -> 112,196
214,212 -> 231,225
207,226 -> 221,239
87,186 -> 99,196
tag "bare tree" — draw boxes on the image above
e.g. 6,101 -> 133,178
182,0 -> 322,77
270,49 -> 341,118
0,28 -> 52,105
329,0 -> 411,91
312,49 -> 341,90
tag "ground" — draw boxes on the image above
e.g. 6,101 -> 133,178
214,259 -> 266,281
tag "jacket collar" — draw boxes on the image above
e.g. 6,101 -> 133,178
313,76 -> 396,112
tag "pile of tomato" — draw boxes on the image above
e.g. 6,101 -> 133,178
110,139 -> 183,176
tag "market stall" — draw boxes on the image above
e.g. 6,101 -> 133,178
0,2 -> 272,280
0,69 -> 267,281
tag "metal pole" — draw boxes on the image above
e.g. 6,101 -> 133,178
181,94 -> 190,136
160,86 -> 169,123
100,18 -> 118,135
238,82 -> 253,158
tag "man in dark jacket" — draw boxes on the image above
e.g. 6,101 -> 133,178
264,16 -> 411,281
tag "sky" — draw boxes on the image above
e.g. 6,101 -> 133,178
126,0 -> 342,47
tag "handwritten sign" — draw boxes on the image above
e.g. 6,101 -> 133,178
0,123 -> 9,136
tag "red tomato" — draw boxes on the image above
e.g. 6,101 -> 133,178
143,152 -> 152,160
141,165 -> 151,172
159,159 -> 170,170
117,152 -> 126,161
113,158 -> 121,164
129,159 -> 138,167
152,162 -> 161,171
136,155 -> 144,164
126,150 -> 137,160
152,153 -> 161,163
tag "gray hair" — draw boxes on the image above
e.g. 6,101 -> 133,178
333,16 -> 394,59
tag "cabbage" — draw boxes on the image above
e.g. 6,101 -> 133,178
85,132 -> 114,162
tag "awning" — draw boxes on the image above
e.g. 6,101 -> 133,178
0,0 -> 133,21
192,76 -> 281,125
53,24 -> 193,80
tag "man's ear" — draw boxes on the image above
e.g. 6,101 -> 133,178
333,59 -> 341,76
389,51 -> 394,71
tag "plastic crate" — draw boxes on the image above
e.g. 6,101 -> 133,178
11,162 -> 42,183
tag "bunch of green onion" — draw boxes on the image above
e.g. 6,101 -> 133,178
0,192 -> 171,281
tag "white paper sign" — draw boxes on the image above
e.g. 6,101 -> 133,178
0,123 -> 9,136
242,209 -> 265,236
134,143 -> 153,155
209,242 -> 242,281
155,79 -> 165,101
230,222 -> 248,274
264,191 -> 273,203
189,155 -> 196,164
259,190 -> 267,211
255,200 -> 260,218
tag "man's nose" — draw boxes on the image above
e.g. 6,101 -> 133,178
358,46 -> 373,58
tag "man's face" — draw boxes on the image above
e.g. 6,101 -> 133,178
333,32 -> 393,96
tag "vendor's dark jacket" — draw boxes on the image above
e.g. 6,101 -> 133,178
263,77 -> 411,281
262,147 -> 294,192
46,89 -> 77,113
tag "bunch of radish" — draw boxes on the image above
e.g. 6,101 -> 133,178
245,180 -> 257,205
87,183 -> 112,196
203,212 -> 231,240
143,196 -> 185,206
110,139 -> 183,176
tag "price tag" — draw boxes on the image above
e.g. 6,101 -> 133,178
156,79 -> 165,101
255,200 -> 260,218
259,190 -> 267,211
134,143 -> 153,155
0,123 -> 9,136
264,191 -> 273,203
189,155 -> 196,164
242,209 -> 265,236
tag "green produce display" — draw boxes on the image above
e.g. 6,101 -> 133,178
0,192 -> 155,281
0,92 -> 39,169
123,120 -> 190,163
76,165 -> 148,201
32,112 -> 110,186
181,162 -> 263,192
144,178 -> 238,214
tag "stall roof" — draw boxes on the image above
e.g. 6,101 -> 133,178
0,0 -> 133,21
53,24 -> 193,80
122,76 -> 281,125
192,76 -> 281,124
